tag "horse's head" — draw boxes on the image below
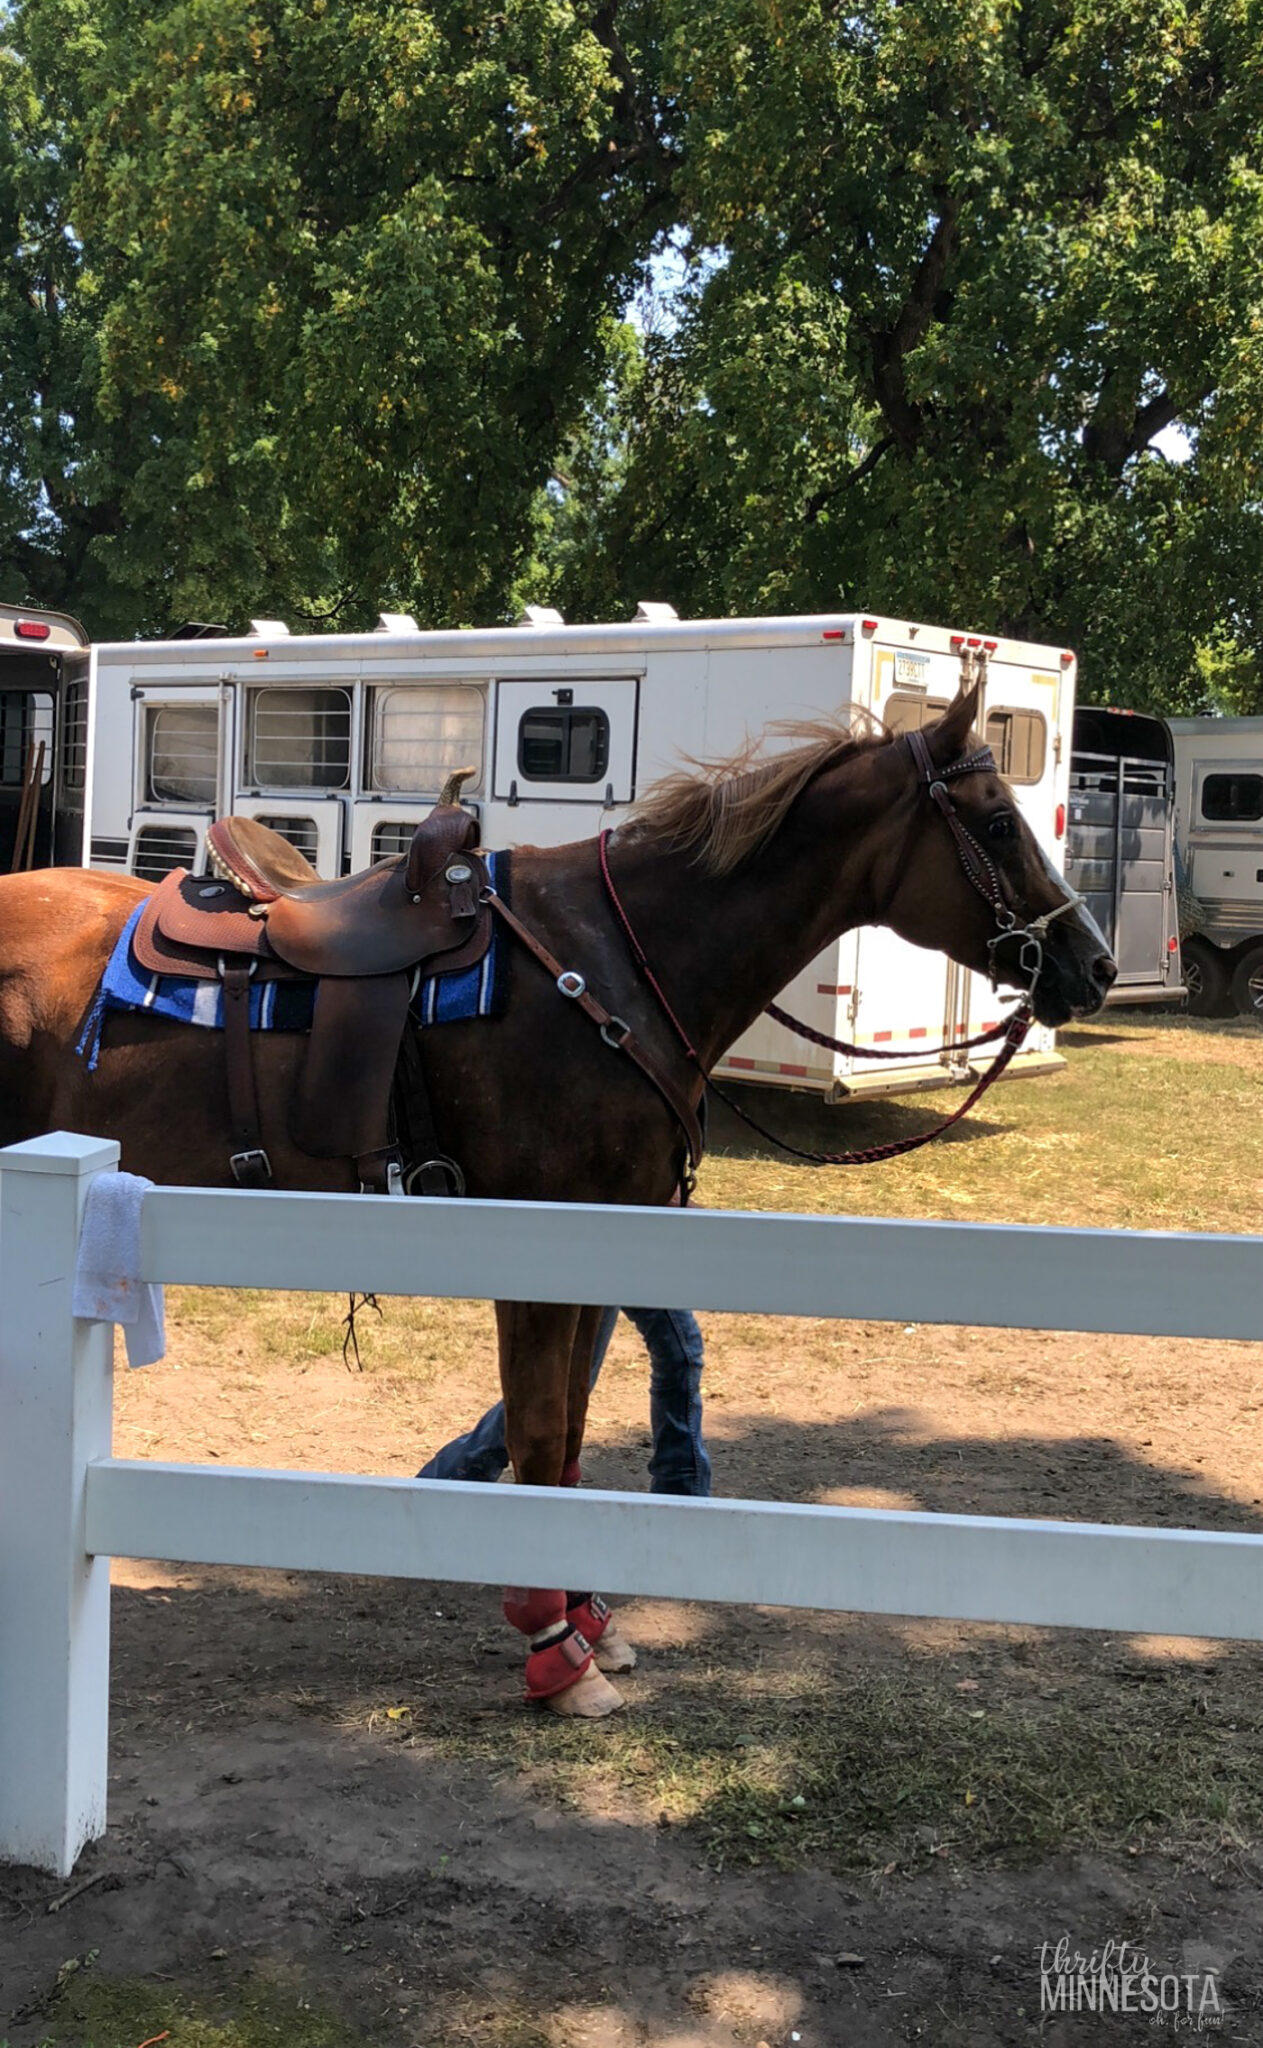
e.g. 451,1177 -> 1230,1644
880,682 -> 1116,1027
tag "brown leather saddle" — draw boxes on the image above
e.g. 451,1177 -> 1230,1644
132,790 -> 491,1193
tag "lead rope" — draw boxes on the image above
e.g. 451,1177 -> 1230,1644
764,998 -> 1017,1062
596,828 -> 1034,1170
703,1002 -> 1032,1168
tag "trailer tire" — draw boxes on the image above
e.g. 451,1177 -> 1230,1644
1181,937 -> 1233,1017
1229,942 -> 1263,1021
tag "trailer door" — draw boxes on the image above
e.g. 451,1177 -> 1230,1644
850,647 -> 967,1082
349,680 -> 487,871
233,682 -> 354,875
1186,758 -> 1263,945
1066,712 -> 1179,1000
855,653 -> 1063,1084
491,677 -> 638,846
128,687 -> 224,881
963,662 -> 1063,1068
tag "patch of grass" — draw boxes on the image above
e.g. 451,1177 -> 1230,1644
162,1286 -> 494,1383
407,1661 -> 1263,1876
6,1974 -> 564,2048
152,1016 -> 1263,1384
17,1972 -> 364,2048
702,1015 -> 1263,1237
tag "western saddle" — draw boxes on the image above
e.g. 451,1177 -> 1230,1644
131,772 -> 490,1193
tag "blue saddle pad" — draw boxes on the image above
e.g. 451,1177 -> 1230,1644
78,848 -> 508,1069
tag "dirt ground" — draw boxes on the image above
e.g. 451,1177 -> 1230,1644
4,1016 -> 1263,2045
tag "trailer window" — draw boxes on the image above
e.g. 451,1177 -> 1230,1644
985,708 -> 1046,783
371,820 -> 417,862
1201,772 -> 1263,822
132,823 -> 199,882
369,686 -> 484,794
883,694 -> 950,735
146,705 -> 219,805
60,676 -> 88,792
518,707 -> 610,782
247,687 -> 350,790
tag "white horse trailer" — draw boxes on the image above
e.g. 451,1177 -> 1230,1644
1168,715 -> 1263,1018
79,609 -> 1077,1097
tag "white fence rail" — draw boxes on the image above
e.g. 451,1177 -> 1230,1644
3,1129 -> 1263,1877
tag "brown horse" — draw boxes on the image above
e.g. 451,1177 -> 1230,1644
0,679 -> 1115,1713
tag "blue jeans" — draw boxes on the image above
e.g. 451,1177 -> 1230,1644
417,1306 -> 711,1496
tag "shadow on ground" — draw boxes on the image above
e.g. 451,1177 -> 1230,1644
5,1408 -> 1263,2046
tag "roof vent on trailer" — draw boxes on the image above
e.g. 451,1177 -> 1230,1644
375,612 -> 419,633
632,601 -> 678,623
249,618 -> 290,638
517,605 -> 565,628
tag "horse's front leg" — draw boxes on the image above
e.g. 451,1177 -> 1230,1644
563,1305 -> 638,1681
497,1300 -> 624,1718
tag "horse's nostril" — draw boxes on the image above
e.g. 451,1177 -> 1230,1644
1092,955 -> 1118,987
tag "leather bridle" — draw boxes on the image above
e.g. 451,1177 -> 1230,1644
586,730 -> 1087,1173
902,726 -> 1088,999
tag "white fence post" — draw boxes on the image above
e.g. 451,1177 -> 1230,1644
0,1132 -> 120,1876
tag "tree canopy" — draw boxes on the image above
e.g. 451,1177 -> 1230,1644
3,0 -> 674,634
3,0 -> 1263,708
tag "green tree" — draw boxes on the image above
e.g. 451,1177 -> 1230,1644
536,0 -> 1263,710
6,0 -> 1263,704
6,0 -> 675,633
0,25 -> 99,616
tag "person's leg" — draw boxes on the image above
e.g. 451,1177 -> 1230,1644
417,1305 -> 620,1482
622,1306 -> 711,1496
416,1396 -> 509,1481
588,1305 -> 620,1389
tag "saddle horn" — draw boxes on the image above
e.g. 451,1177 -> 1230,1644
438,765 -> 478,808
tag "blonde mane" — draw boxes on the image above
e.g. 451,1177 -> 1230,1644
629,716 -> 889,877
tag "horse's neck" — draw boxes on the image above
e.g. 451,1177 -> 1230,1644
610,753 -> 904,1069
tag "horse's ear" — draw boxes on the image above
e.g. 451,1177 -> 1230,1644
924,679 -> 982,766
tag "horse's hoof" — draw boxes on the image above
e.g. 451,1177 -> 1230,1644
546,1666 -> 625,1717
594,1623 -> 637,1674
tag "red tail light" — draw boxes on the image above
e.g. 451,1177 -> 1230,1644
1054,803 -> 1066,839
1168,936 -> 1178,953
14,619 -> 51,641
861,617 -> 879,634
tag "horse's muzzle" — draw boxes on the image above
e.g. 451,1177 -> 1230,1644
1029,947 -> 1117,1027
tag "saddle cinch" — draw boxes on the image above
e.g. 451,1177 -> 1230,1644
132,774 -> 490,1194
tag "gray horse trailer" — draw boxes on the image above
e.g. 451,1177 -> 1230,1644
1066,708 -> 1183,1004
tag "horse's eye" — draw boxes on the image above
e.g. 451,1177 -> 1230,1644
987,811 -> 1017,842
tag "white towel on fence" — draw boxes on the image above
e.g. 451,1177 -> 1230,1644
72,1171 -> 166,1368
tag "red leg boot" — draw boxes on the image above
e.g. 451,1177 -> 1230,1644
503,1586 -> 624,1717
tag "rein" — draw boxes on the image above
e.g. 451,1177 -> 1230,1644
593,728 -> 1086,1170
704,1004 -> 1032,1167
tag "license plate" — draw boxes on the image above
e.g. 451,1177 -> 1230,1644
894,652 -> 930,686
